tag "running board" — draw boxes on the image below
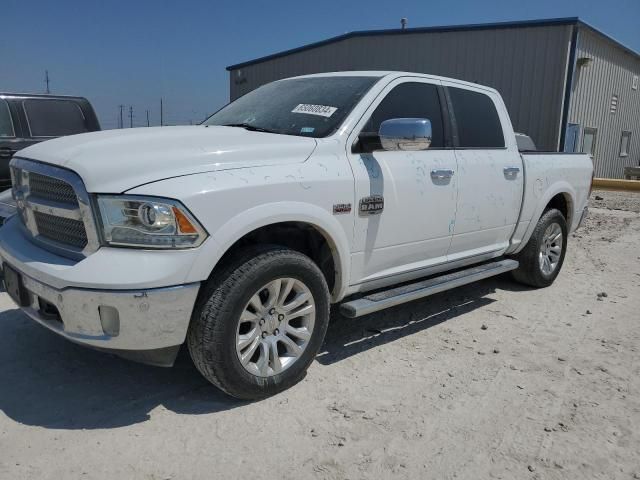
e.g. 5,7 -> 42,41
340,259 -> 519,318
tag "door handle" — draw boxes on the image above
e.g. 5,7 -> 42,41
430,169 -> 455,180
503,166 -> 520,178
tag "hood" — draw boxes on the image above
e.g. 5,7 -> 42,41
16,126 -> 317,192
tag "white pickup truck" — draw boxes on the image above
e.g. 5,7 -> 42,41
0,72 -> 592,399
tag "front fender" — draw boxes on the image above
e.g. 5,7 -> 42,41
127,155 -> 356,301
186,201 -> 352,302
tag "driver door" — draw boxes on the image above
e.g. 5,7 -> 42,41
347,78 -> 458,287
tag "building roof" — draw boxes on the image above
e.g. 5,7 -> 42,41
226,17 -> 639,71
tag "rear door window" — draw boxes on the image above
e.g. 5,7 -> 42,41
448,87 -> 505,148
0,99 -> 15,138
23,99 -> 88,137
362,82 -> 444,148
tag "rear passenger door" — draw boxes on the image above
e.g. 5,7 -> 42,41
442,83 -> 523,260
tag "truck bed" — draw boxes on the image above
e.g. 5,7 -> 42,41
507,152 -> 592,254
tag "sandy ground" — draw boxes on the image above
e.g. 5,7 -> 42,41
0,190 -> 639,480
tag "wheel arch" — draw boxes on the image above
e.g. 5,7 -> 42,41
512,182 -> 576,255
545,191 -> 573,226
188,202 -> 351,302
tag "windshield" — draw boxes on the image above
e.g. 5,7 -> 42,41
204,76 -> 380,138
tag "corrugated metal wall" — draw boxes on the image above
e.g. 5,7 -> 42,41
229,25 -> 573,151
567,28 -> 640,178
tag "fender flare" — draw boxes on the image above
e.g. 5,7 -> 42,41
513,181 -> 575,254
187,201 -> 351,301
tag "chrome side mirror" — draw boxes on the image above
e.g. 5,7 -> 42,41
379,118 -> 432,151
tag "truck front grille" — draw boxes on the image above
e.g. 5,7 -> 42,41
28,172 -> 79,206
33,211 -> 88,249
10,158 -> 99,259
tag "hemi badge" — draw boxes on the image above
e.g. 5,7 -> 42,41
333,203 -> 352,214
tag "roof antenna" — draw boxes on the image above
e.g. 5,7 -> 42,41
401,18 -> 407,30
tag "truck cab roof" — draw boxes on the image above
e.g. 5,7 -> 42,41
287,71 -> 500,94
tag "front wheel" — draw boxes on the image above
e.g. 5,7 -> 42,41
187,246 -> 330,400
511,208 -> 567,288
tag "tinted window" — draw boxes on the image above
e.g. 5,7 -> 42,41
24,99 -> 88,137
0,99 -> 14,137
206,76 -> 378,138
362,82 -> 444,148
448,87 -> 504,148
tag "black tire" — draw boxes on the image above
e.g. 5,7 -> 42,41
187,245 -> 330,400
511,208 -> 568,288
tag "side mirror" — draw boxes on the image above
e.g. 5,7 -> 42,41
379,118 -> 432,151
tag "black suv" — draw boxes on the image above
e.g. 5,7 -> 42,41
0,93 -> 100,190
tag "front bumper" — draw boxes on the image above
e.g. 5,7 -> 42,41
3,262 -> 200,365
0,215 -> 203,366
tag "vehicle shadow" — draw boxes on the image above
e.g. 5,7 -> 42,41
0,308 -> 240,430
0,275 -> 519,430
317,276 -> 512,365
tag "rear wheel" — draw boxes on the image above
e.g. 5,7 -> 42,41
511,208 -> 567,288
187,246 -> 330,400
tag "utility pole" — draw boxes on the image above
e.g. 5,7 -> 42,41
118,105 -> 124,128
129,106 -> 134,128
45,70 -> 50,94
160,98 -> 164,126
146,109 -> 150,127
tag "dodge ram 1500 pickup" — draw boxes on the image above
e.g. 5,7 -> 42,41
0,72 -> 593,399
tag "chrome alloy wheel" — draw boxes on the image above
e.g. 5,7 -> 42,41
235,278 -> 316,377
538,222 -> 563,276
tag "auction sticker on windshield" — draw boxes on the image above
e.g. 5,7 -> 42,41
292,104 -> 337,117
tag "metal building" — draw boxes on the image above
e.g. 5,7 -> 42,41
227,18 -> 640,178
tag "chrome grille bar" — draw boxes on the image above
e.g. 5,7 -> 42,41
10,157 -> 100,259
29,172 -> 79,206
33,211 -> 88,249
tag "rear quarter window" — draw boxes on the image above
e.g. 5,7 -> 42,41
0,99 -> 15,137
23,99 -> 88,137
448,87 -> 505,148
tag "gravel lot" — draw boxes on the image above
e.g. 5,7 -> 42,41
1,190 -> 639,480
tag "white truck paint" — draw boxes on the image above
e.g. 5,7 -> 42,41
0,71 -> 592,373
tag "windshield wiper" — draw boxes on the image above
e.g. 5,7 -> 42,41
221,123 -> 279,134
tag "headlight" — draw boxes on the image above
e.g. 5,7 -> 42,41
96,195 -> 207,248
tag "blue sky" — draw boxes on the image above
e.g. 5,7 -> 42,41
1,0 -> 638,129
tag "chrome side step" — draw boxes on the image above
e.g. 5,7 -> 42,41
340,259 -> 519,318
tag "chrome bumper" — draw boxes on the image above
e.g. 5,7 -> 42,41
3,261 -> 200,365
